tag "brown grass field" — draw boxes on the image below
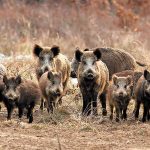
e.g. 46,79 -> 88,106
0,0 -> 150,150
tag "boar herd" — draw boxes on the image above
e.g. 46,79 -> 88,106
0,45 -> 149,123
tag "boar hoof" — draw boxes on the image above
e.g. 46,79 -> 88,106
110,115 -> 113,120
142,118 -> 146,123
116,118 -> 120,122
102,109 -> 107,116
29,116 -> 33,123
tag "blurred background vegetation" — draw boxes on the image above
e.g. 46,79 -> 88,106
0,0 -> 149,62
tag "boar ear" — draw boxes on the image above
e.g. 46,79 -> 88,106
33,44 -> 43,57
127,75 -> 132,85
144,70 -> 150,81
75,49 -> 83,62
3,75 -> 7,84
112,75 -> 118,85
93,48 -> 101,60
51,46 -> 60,57
16,75 -> 22,85
47,71 -> 54,81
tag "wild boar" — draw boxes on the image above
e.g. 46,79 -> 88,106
71,47 -> 145,80
33,44 -> 70,110
113,70 -> 143,98
107,75 -> 132,122
0,64 -> 7,110
134,70 -> 150,122
2,75 -> 41,123
75,49 -> 109,116
39,71 -> 63,113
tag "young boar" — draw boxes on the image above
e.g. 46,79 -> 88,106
2,75 -> 41,123
71,47 -> 145,79
39,71 -> 63,113
75,49 -> 109,116
114,70 -> 143,98
33,44 -> 70,109
107,75 -> 132,122
134,70 -> 150,122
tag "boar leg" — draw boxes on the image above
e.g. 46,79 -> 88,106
109,105 -> 113,120
147,108 -> 150,121
28,108 -> 33,123
135,101 -> 141,119
27,103 -> 34,123
142,104 -> 148,122
40,98 -> 44,111
6,105 -> 13,120
47,98 -> 54,113
18,107 -> 24,119
92,92 -> 98,115
100,92 -> 107,116
123,108 -> 127,120
82,93 -> 91,116
115,107 -> 120,122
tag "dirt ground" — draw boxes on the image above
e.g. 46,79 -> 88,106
0,61 -> 149,150
0,92 -> 150,150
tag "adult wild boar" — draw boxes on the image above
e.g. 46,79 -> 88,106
2,75 -> 41,123
134,70 -> 150,122
76,49 -> 109,116
33,44 -> 70,109
71,48 -> 145,80
107,75 -> 132,122
39,71 -> 63,113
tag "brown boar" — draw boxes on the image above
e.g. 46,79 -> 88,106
2,75 -> 41,123
39,71 -> 63,113
134,70 -> 150,122
71,47 -> 145,79
113,70 -> 143,98
75,49 -> 109,116
33,44 -> 70,109
107,75 -> 132,122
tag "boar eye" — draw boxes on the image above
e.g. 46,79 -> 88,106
116,85 -> 119,88
124,85 -> 127,89
83,61 -> 86,65
40,56 -> 44,61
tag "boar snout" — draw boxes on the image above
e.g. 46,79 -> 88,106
84,69 -> 95,80
44,66 -> 49,72
70,70 -> 77,78
119,91 -> 123,97
5,91 -> 18,100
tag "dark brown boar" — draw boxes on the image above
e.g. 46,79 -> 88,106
2,75 -> 41,123
33,44 -> 70,110
76,49 -> 109,116
71,47 -> 145,79
134,70 -> 150,122
39,71 -> 63,113
107,75 -> 132,122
